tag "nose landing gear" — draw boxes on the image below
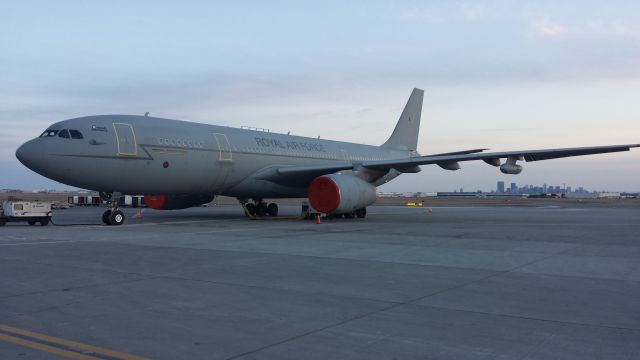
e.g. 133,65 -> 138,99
102,208 -> 125,226
100,192 -> 125,226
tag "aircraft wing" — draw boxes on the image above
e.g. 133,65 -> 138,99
255,144 -> 639,185
362,144 -> 640,169
253,148 -> 488,184
427,148 -> 488,156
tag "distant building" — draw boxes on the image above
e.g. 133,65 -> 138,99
598,192 -> 621,199
437,192 -> 484,198
497,181 -> 505,193
510,182 -> 517,193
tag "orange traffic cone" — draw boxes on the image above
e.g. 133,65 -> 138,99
136,210 -> 143,220
316,215 -> 321,224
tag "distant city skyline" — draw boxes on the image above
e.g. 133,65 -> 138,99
494,181 -> 596,194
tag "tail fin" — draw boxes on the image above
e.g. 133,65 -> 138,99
382,88 -> 424,151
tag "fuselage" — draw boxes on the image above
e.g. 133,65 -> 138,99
16,115 -> 409,198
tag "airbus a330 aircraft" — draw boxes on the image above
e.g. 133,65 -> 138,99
16,88 -> 639,225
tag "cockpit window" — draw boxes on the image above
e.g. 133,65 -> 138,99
40,129 -> 59,137
69,129 -> 84,139
58,129 -> 70,138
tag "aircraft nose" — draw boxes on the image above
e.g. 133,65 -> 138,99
16,139 -> 43,170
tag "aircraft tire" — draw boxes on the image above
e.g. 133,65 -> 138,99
355,208 -> 366,218
39,218 -> 50,226
102,210 -> 112,225
245,203 -> 256,217
109,210 -> 125,226
256,203 -> 268,217
267,203 -> 278,217
344,212 -> 355,219
28,221 -> 36,226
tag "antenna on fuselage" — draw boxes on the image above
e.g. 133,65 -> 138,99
144,112 -> 149,117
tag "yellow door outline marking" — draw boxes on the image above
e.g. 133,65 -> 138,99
213,133 -> 233,161
112,122 -> 138,156
341,149 -> 350,162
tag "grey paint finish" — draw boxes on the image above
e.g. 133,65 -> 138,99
15,88 -> 638,201
17,114 -> 409,196
0,204 -> 639,359
382,88 -> 424,151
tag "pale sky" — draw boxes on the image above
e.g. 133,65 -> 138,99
1,1 -> 639,192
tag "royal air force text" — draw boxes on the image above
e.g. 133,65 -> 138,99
254,137 -> 326,152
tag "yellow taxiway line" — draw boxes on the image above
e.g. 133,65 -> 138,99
0,324 -> 149,360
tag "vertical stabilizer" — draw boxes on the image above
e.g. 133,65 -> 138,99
382,88 -> 423,151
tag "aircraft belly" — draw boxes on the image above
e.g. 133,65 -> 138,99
221,181 -> 307,198
53,153 -> 217,194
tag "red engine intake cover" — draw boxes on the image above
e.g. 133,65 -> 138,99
308,176 -> 341,213
144,195 -> 167,210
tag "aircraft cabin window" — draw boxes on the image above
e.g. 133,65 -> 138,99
58,129 -> 70,139
40,130 -> 58,137
69,130 -> 83,139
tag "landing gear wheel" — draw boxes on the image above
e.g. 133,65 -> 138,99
355,208 -> 367,218
39,218 -> 50,226
102,210 -> 112,225
267,203 -> 278,217
344,212 -> 355,219
256,203 -> 268,217
244,203 -> 256,217
28,221 -> 36,226
109,210 -> 125,226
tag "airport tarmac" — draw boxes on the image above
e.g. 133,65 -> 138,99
1,204 -> 639,359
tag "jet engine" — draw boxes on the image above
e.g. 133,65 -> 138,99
308,174 -> 376,214
499,156 -> 523,174
144,194 -> 214,210
437,162 -> 460,170
500,163 -> 523,174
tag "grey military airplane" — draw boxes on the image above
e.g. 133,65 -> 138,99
16,88 -> 639,225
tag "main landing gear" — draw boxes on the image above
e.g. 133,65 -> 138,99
326,208 -> 367,219
100,192 -> 125,226
241,198 -> 279,218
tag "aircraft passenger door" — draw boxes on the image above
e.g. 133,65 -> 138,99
213,133 -> 233,162
341,149 -> 350,162
112,123 -> 137,156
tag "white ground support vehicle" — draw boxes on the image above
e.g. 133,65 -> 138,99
0,201 -> 53,226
